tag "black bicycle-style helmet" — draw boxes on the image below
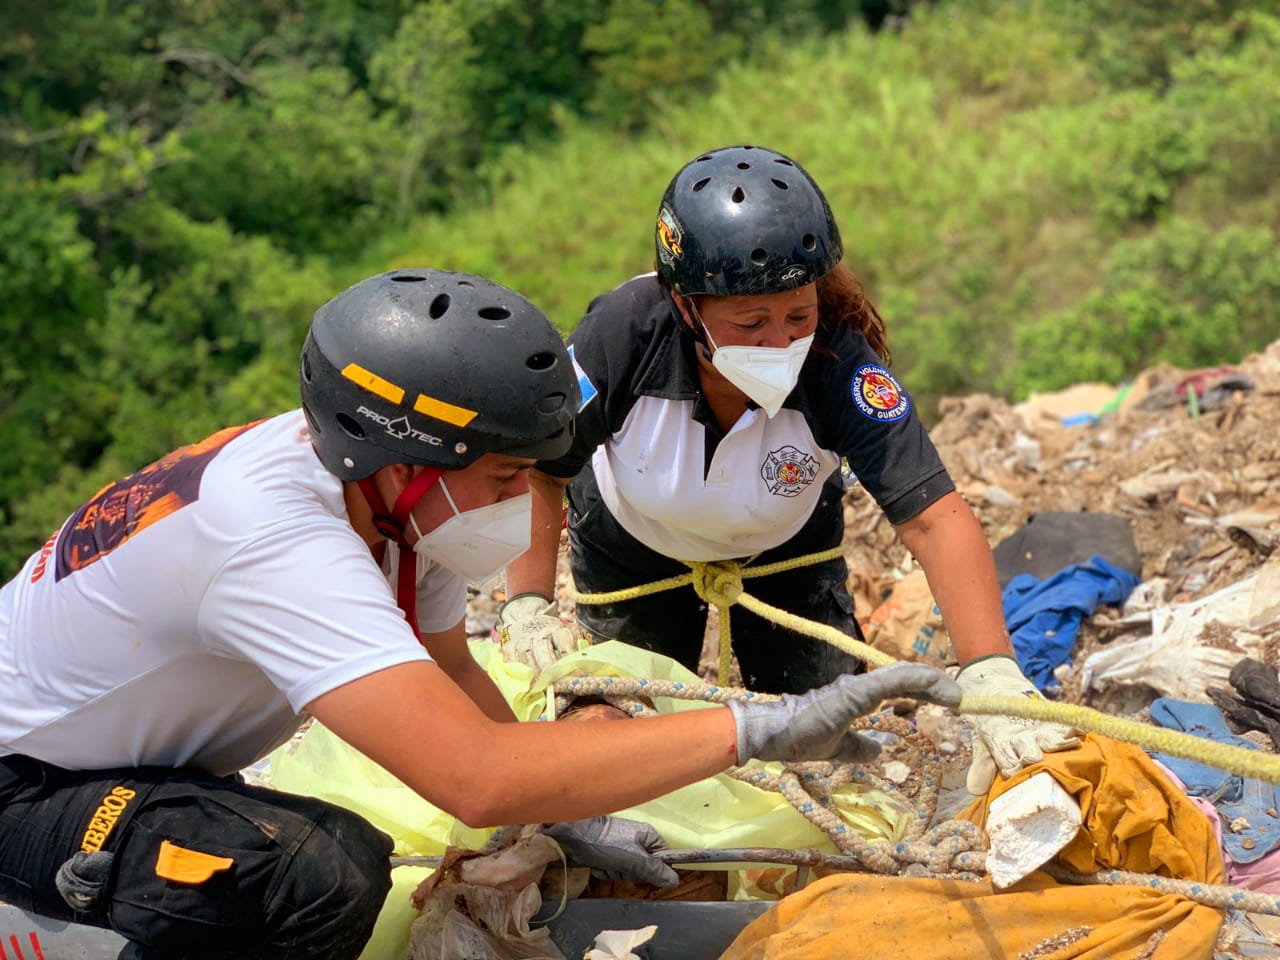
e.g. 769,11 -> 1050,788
300,269 -> 579,481
655,145 -> 843,297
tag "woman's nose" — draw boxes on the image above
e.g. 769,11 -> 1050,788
759,321 -> 792,349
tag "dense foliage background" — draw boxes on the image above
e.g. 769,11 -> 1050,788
2,0 -> 1278,577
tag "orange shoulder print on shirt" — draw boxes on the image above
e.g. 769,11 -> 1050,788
54,420 -> 265,581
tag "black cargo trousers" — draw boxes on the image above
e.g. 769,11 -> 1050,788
0,754 -> 393,960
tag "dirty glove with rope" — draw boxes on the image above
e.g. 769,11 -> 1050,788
493,593 -> 580,674
957,654 -> 1081,795
543,816 -> 679,888
727,662 -> 963,765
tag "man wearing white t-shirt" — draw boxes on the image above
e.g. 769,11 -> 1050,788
0,268 -> 962,959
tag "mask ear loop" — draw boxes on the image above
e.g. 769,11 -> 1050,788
677,294 -> 715,362
358,467 -> 446,639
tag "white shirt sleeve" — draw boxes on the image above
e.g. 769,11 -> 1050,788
199,519 -> 433,712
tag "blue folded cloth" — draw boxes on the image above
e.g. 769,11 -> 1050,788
1003,554 -> 1140,690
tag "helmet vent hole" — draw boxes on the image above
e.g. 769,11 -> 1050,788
802,233 -> 817,251
479,306 -> 511,321
457,279 -> 475,288
771,178 -> 789,190
390,274 -> 427,283
303,405 -> 321,434
692,177 -> 711,192
737,162 -> 750,170
774,158 -> 795,167
429,294 -> 451,319
526,351 -> 556,371
695,155 -> 713,162
335,413 -> 367,440
538,392 -> 566,414
301,353 -> 313,382
750,247 -> 769,265
731,187 -> 746,204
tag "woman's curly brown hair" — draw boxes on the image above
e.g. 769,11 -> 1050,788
817,263 -> 890,364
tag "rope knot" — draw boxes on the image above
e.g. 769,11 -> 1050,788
688,560 -> 744,607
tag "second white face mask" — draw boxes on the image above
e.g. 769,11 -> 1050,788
411,480 -> 532,582
703,325 -> 814,418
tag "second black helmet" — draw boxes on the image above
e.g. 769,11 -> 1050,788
655,145 -> 843,297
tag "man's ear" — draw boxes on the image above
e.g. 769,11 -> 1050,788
372,462 -> 415,504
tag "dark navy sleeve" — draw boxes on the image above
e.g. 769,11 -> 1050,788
811,328 -> 954,525
535,278 -> 653,479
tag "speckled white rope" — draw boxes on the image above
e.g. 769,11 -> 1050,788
549,674 -> 987,877
545,674 -> 1280,910
1044,863 -> 1280,917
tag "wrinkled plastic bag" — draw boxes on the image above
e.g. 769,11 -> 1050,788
1080,569 -> 1273,707
409,882 -> 563,960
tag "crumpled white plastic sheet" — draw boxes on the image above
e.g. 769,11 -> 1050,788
1081,561 -> 1277,705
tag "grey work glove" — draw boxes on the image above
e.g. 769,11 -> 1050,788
956,655 -> 1080,795
727,662 -> 963,765
542,815 -> 679,889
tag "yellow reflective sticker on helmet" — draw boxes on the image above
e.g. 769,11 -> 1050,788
155,839 -> 234,885
342,363 -> 405,404
414,393 -> 477,427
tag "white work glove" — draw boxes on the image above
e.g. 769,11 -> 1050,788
957,655 -> 1081,795
543,816 -> 679,888
493,593 -> 580,674
727,662 -> 962,765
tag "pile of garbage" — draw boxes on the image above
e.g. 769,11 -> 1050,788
848,339 -> 1280,726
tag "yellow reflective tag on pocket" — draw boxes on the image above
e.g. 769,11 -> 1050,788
155,839 -> 234,884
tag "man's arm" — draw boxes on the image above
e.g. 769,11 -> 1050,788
420,620 -> 516,723
307,660 -> 739,827
894,490 -> 1012,664
306,659 -> 961,828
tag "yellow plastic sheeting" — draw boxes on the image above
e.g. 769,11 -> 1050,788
271,641 -> 910,859
721,735 -> 1225,960
361,865 -> 432,960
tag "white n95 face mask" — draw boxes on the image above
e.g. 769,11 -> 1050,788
410,480 -> 533,582
702,324 -> 814,418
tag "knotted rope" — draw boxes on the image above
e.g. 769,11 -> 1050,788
548,673 -> 1280,915
551,674 -> 986,878
560,548 -> 1280,912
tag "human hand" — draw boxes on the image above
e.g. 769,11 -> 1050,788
493,593 -> 580,674
542,816 -> 679,888
727,662 -> 962,765
957,655 -> 1080,795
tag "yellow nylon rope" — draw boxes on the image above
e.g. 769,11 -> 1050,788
567,551 -> 1280,785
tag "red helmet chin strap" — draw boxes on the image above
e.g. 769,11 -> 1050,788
356,467 -> 446,640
